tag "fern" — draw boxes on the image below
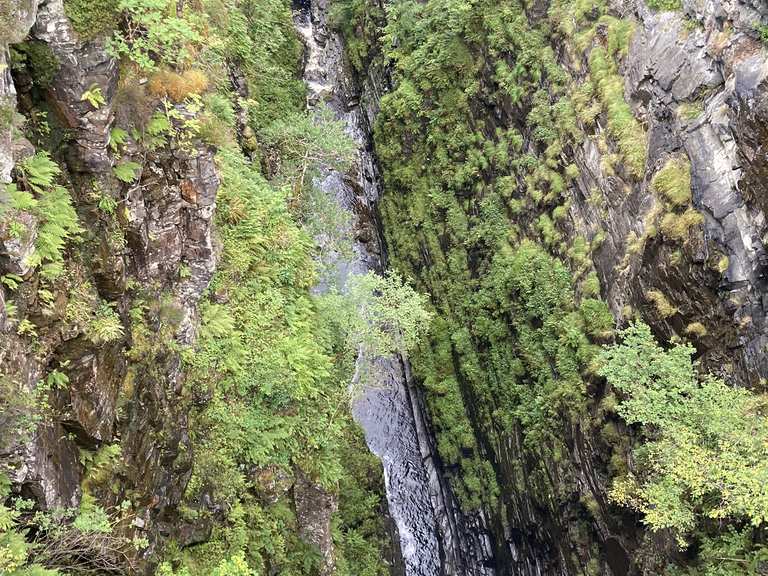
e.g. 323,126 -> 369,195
145,112 -> 172,148
109,127 -> 129,152
45,369 -> 70,390
1,274 -> 23,290
113,161 -> 142,183
87,302 -> 124,344
199,303 -> 237,340
81,84 -> 106,109
30,185 -> 83,269
19,152 -> 59,193
12,153 -> 83,277
5,183 -> 37,212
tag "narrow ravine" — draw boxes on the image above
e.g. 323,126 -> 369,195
293,1 -> 497,574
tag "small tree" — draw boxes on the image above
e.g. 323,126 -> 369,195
318,271 -> 433,394
599,323 -> 768,542
260,107 -> 356,202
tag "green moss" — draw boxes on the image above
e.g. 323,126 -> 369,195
11,42 -> 61,90
659,207 -> 703,241
646,0 -> 682,11
63,0 -> 119,39
677,101 -> 704,120
645,289 -> 677,318
684,322 -> 707,338
652,157 -> 691,207
588,40 -> 647,178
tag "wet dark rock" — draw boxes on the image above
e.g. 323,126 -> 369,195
0,211 -> 38,276
294,469 -> 338,576
124,137 -> 219,343
0,2 -> 220,567
21,420 -> 82,510
56,337 -> 125,444
32,0 -> 118,173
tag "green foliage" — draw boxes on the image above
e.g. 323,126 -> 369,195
324,271 -> 432,358
261,107 -> 356,190
107,0 -> 202,71
0,474 -> 61,576
649,156 -> 703,243
204,0 -> 305,132
646,0 -> 682,10
10,42 -> 60,89
317,271 -> 433,390
113,161 -> 142,182
86,302 -> 124,344
177,143 -> 388,573
600,323 -> 768,539
12,153 -> 83,278
671,528 -> 768,575
330,0 -> 385,74
645,289 -> 677,318
80,84 -> 106,109
652,157 -> 692,207
109,127 -> 129,152
370,0 -> 623,511
588,33 -> 647,177
759,24 -> 768,46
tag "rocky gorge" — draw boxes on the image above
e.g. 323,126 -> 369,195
1,0 -> 768,575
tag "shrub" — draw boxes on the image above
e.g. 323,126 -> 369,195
600,323 -> 768,540
86,302 -> 124,344
759,24 -> 768,45
107,0 -> 202,71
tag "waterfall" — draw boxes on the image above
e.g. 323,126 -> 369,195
293,1 -> 496,574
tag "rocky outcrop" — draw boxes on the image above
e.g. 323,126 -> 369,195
1,0 -> 220,563
0,0 -> 39,181
565,0 -> 768,385
294,469 -> 338,576
124,130 -> 219,343
494,2 -> 768,573
32,0 -> 118,173
344,0 -> 768,574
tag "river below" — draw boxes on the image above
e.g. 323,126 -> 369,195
293,2 -> 496,574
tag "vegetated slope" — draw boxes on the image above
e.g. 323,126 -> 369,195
0,1 -> 405,575
334,0 -> 768,573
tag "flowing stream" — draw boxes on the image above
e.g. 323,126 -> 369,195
293,1 -> 496,574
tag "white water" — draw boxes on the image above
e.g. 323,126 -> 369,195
293,2 -> 496,574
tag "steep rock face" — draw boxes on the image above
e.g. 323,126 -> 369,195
0,0 -> 38,182
568,0 -> 768,384
504,1 -> 768,572
294,469 -> 338,576
0,0 -> 219,560
354,0 -> 768,574
33,0 -> 118,173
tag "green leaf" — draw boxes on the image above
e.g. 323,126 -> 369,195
113,161 -> 142,183
80,84 -> 106,109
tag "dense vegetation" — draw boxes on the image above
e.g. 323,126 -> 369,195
1,0 -> 431,574
3,0 -> 768,574
333,0 -> 768,571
